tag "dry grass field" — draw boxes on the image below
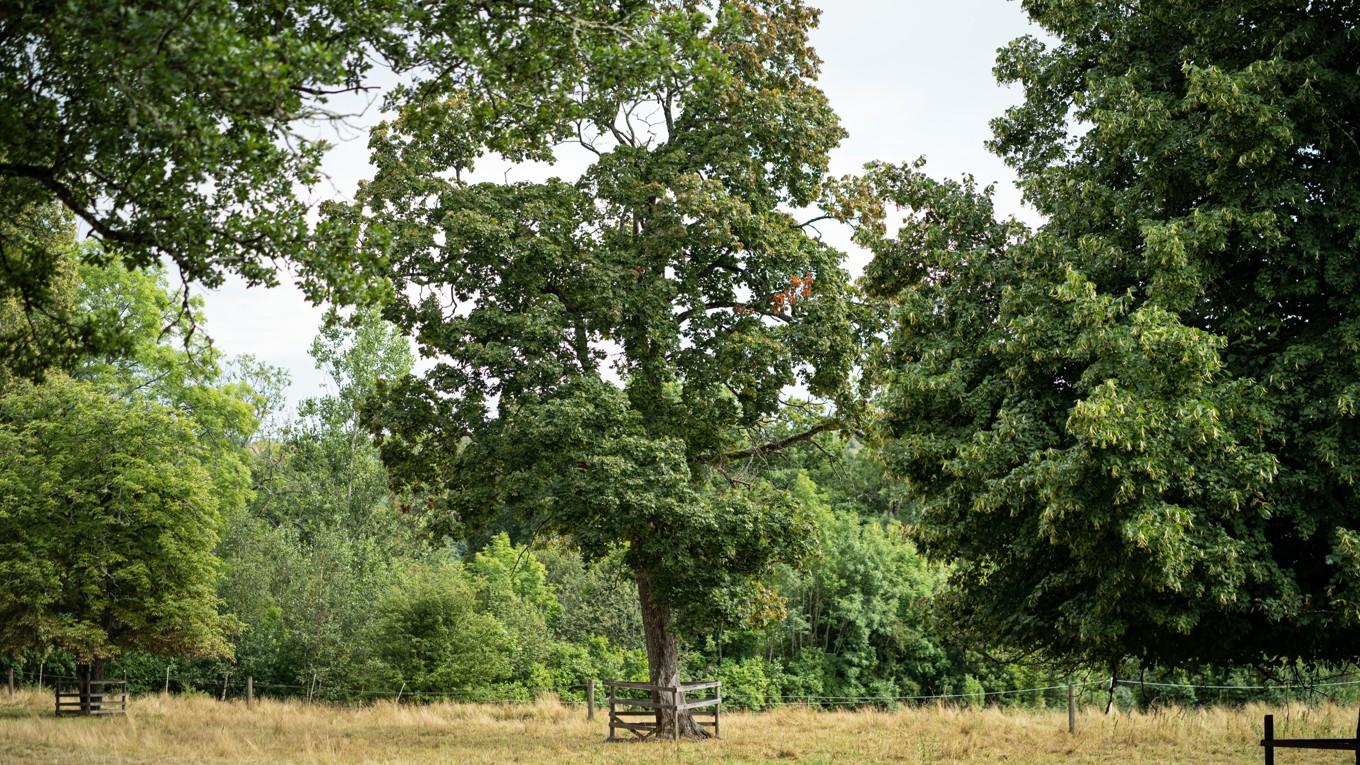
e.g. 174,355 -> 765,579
1,688 -> 1356,764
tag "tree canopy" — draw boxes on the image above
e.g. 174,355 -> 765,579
0,202 -> 88,384
0,0 -> 646,375
0,374 -> 242,664
852,0 -> 1360,671
249,307 -> 415,537
10,0 -> 1360,722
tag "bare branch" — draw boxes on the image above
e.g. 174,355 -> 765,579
698,419 -> 840,464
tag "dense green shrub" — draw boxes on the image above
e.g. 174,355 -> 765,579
361,562 -> 514,696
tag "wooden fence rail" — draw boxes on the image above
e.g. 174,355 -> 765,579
1260,712 -> 1359,764
605,680 -> 720,741
54,679 -> 127,717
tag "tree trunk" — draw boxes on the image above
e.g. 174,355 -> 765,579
76,659 -> 106,714
76,663 -> 90,715
636,568 -> 708,740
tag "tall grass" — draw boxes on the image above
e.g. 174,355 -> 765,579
1,687 -> 1355,764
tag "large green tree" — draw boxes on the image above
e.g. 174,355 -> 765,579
0,238 -> 261,702
340,0 -> 863,736
0,0 -> 644,377
0,375 -> 243,690
851,0 -> 1360,672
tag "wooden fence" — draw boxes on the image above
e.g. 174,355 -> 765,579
605,680 -> 720,741
54,679 -> 127,717
1260,712 -> 1359,763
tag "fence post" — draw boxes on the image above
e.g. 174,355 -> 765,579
307,672 -> 317,704
7,667 -> 13,696
587,679 -> 595,721
672,685 -> 681,741
220,673 -> 230,702
164,665 -> 170,695
715,683 -> 721,740
608,684 -> 617,742
1067,683 -> 1076,734
246,675 -> 254,706
396,681 -> 405,704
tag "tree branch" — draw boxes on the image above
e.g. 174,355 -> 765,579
675,301 -> 791,324
293,84 -> 378,97
798,214 -> 834,228
0,162 -> 161,252
700,420 -> 839,464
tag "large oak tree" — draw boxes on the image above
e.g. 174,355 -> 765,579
335,0 -> 865,736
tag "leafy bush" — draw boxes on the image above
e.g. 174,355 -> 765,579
362,562 -> 513,694
716,658 -> 782,711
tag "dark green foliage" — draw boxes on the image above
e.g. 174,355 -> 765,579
537,541 -> 645,651
412,377 -> 818,633
851,0 -> 1360,669
686,429 -> 1003,708
360,562 -> 516,697
3,0 -> 384,303
0,0 -> 643,370
0,203 -> 86,382
216,515 -> 404,697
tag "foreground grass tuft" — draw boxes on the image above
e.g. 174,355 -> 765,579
0,688 -> 1355,764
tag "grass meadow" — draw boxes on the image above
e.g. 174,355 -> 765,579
1,688 -> 1357,764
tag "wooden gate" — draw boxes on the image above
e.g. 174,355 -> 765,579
605,680 -> 720,740
54,679 -> 127,717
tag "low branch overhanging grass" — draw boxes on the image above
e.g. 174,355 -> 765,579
1,688 -> 1357,764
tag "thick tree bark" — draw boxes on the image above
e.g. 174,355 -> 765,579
636,568 -> 709,739
76,659 -> 106,714
76,663 -> 89,715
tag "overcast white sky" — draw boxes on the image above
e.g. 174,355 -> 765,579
199,0 -> 1040,409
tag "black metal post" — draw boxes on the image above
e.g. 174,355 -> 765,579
1263,714 -> 1274,765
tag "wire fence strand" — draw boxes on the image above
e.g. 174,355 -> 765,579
9,668 -> 1360,709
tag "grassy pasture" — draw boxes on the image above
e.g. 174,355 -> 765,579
0,688 -> 1356,764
